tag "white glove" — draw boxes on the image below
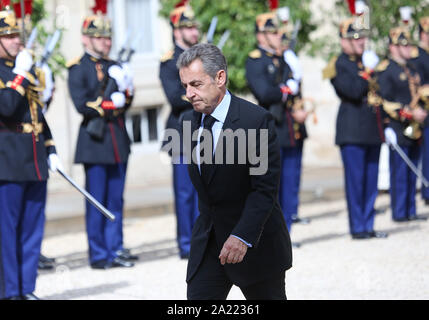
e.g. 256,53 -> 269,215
286,79 -> 299,95
111,92 -> 126,109
284,49 -> 302,82
122,62 -> 134,95
13,49 -> 33,78
48,153 -> 64,172
362,50 -> 379,70
384,127 -> 397,146
41,63 -> 55,104
108,65 -> 127,92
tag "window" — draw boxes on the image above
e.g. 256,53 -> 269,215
110,0 -> 159,57
126,107 -> 160,145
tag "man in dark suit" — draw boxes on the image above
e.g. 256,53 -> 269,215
177,43 -> 292,300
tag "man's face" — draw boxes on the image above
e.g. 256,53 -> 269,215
0,33 -> 22,58
341,37 -> 365,56
398,44 -> 412,60
351,37 -> 366,56
179,59 -> 225,115
178,26 -> 200,48
265,31 -> 282,52
420,31 -> 429,48
83,35 -> 112,58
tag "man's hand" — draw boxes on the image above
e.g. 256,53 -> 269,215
219,236 -> 248,265
292,109 -> 308,124
13,49 -> 34,78
412,107 -> 428,124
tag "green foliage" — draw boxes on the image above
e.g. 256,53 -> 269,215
316,0 -> 429,61
159,0 -> 317,94
12,0 -> 66,77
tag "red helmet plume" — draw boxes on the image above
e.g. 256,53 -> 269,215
92,0 -> 108,15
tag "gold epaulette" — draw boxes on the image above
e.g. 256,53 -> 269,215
248,49 -> 262,59
383,100 -> 401,120
375,59 -> 389,72
160,50 -> 174,63
0,78 -> 5,89
410,46 -> 419,59
322,55 -> 338,80
66,55 -> 83,68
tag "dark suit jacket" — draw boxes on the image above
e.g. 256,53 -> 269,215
183,94 -> 292,288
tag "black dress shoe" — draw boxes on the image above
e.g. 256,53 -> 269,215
292,242 -> 301,248
393,217 -> 409,223
408,215 -> 427,221
38,260 -> 54,270
39,254 -> 56,264
2,296 -> 21,300
180,253 -> 190,260
292,216 -> 311,225
90,260 -> 110,270
116,250 -> 139,261
112,257 -> 134,268
352,232 -> 372,239
21,293 -> 40,300
369,231 -> 388,238
425,199 -> 429,205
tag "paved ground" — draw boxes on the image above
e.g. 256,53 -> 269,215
34,165 -> 429,300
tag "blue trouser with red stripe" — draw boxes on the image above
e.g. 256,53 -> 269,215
0,181 -> 46,299
421,127 -> 429,200
84,163 -> 127,265
279,142 -> 303,232
172,155 -> 199,257
340,145 -> 380,235
389,144 -> 421,220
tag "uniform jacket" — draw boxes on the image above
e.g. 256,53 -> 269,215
0,58 -> 56,181
68,53 -> 132,164
409,46 -> 429,85
245,47 -> 307,148
183,94 -> 292,288
377,58 -> 422,147
159,45 -> 194,156
327,53 -> 384,146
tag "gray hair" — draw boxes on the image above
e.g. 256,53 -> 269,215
176,43 -> 228,81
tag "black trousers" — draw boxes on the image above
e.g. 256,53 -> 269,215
187,230 -> 286,300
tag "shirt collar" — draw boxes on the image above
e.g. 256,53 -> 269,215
203,90 -> 231,125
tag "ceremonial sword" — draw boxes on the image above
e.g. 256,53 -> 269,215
57,168 -> 116,221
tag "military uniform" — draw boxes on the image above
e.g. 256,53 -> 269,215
0,8 -> 57,299
245,11 -> 306,232
377,27 -> 423,222
324,18 -> 385,238
410,17 -> 429,202
67,13 -> 134,268
159,3 -> 200,259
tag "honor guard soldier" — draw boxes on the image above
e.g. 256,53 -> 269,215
410,17 -> 429,204
323,17 -> 387,239
160,0 -> 200,259
278,6 -> 310,226
0,3 -> 62,300
67,1 -> 137,270
378,27 -> 427,222
245,7 -> 305,237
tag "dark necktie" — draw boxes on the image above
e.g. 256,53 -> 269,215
200,115 -> 217,184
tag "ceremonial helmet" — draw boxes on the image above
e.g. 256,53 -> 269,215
0,1 -> 21,37
82,0 -> 112,38
389,27 -> 412,46
255,0 -> 280,33
169,0 -> 199,29
340,0 -> 369,39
